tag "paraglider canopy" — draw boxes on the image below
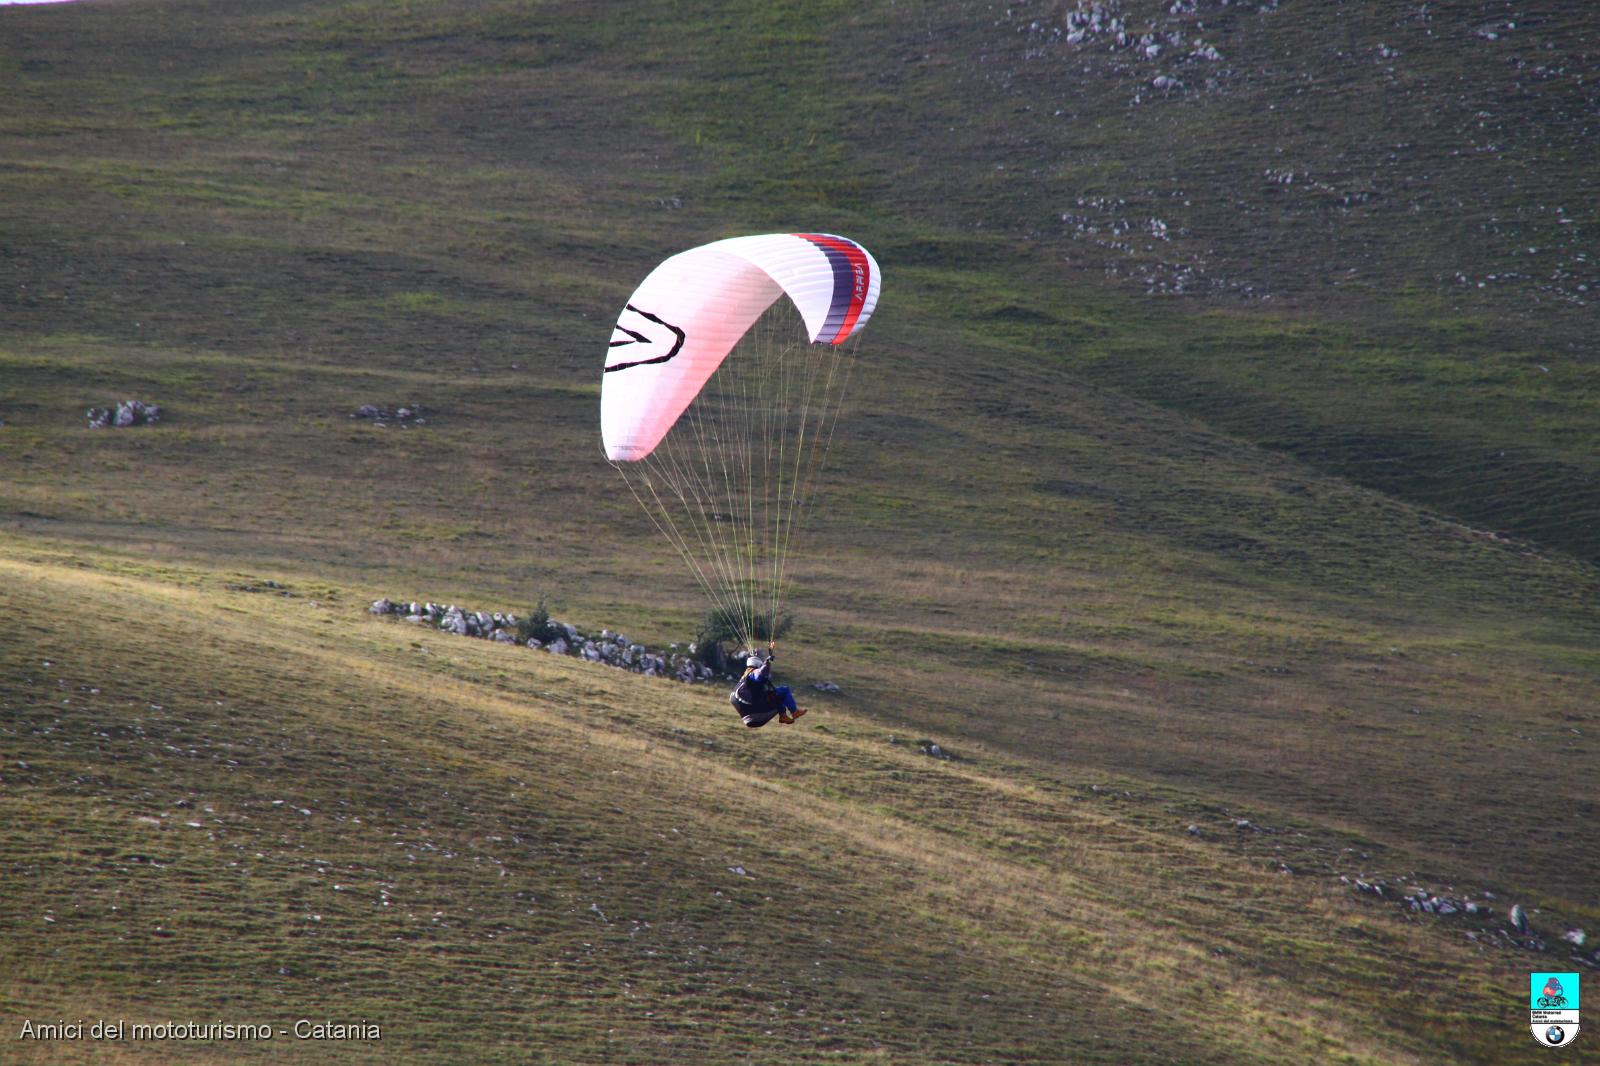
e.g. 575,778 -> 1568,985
602,233 -> 880,462
599,232 -> 881,654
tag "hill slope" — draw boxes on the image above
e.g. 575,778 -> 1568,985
0,545 -> 1565,1064
1,0 -> 1597,1062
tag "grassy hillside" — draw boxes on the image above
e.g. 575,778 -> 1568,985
0,545 -> 1578,1065
2,0 -> 1596,1063
4,0 -> 1597,554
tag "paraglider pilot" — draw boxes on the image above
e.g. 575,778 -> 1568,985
730,642 -> 806,728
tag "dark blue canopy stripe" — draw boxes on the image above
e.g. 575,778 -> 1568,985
796,234 -> 857,342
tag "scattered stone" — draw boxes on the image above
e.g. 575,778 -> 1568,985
87,400 -> 161,428
917,739 -> 954,760
351,403 -> 429,426
812,681 -> 842,693
1186,824 -> 1201,836
1565,928 -> 1586,948
1510,904 -> 1529,934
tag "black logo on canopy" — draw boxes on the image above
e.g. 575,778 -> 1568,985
605,305 -> 685,372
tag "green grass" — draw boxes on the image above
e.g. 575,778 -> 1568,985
0,548 -> 1566,1064
2,0 -> 1597,1062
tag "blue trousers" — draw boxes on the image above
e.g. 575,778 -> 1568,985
736,685 -> 797,728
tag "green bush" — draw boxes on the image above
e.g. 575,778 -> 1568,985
516,598 -> 559,644
695,609 -> 793,668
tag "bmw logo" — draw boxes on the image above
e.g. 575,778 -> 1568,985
1546,1025 -> 1566,1045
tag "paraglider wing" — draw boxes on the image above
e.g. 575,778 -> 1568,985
599,232 -> 881,654
601,234 -> 880,462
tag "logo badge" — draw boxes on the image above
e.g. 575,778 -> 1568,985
1530,972 -> 1580,1047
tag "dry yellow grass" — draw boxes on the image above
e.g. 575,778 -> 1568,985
4,3 -> 1596,1061
0,537 -> 1548,1063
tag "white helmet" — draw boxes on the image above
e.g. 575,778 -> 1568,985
746,655 -> 764,668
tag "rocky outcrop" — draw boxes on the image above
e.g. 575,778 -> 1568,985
369,598 -> 737,683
